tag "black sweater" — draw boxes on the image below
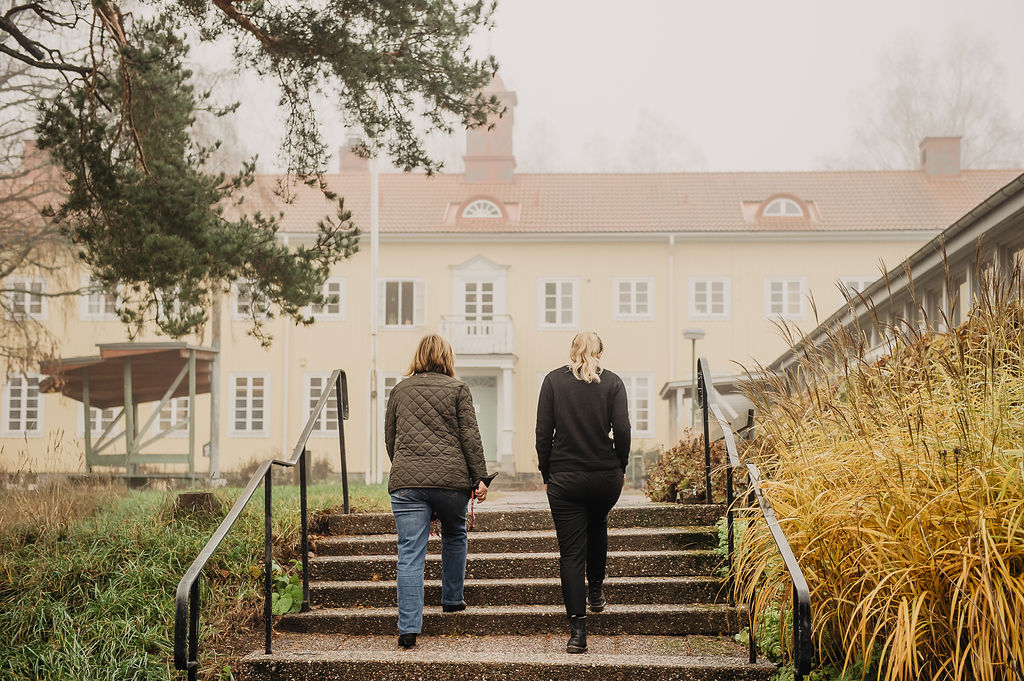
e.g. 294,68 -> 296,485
535,366 -> 631,483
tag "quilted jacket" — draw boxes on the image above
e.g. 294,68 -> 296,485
384,371 -> 489,493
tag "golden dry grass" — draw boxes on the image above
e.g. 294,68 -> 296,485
736,270 -> 1024,681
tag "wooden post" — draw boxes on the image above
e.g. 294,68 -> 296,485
188,350 -> 196,477
124,359 -> 135,474
83,368 -> 93,473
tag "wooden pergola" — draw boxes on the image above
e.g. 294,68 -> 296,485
40,342 -> 218,476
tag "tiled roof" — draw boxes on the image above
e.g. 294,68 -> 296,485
239,169 -> 1024,235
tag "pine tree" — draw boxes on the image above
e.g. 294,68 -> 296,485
2,1 -> 501,343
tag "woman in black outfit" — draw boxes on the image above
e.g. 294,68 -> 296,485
535,332 -> 631,654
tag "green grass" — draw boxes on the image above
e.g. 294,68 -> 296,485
0,481 -> 389,681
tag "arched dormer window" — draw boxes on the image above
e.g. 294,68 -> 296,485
461,199 -> 503,219
762,197 -> 804,217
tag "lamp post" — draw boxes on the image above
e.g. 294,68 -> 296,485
682,328 -> 706,427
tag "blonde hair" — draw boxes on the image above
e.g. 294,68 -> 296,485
407,334 -> 456,377
569,332 -> 604,383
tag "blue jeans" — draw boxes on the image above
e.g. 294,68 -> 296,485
390,487 -> 470,634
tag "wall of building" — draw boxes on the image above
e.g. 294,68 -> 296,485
0,230 -> 930,479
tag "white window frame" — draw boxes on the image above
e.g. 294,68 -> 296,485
156,397 -> 190,438
81,276 -> 119,321
2,374 -> 43,437
77,405 -> 121,437
764,277 -> 807,320
620,372 -> 655,437
229,372 -> 270,437
378,372 -> 404,434
538,277 -> 579,330
309,277 -> 347,321
304,372 -> 340,436
689,277 -> 731,320
379,279 -> 426,329
839,277 -> 875,297
6,277 -> 47,320
763,197 -> 804,217
461,199 -> 503,218
232,282 -> 271,321
612,278 -> 654,321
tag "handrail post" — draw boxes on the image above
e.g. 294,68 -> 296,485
747,485 -> 757,664
263,467 -> 273,655
749,583 -> 757,664
188,581 -> 199,681
699,364 -> 713,504
726,464 -> 735,606
299,447 -> 310,612
335,374 -> 350,514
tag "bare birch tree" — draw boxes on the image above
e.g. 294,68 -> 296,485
838,30 -> 1024,170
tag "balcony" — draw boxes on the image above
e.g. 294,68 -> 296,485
439,315 -> 514,355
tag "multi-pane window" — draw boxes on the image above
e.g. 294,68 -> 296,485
7,279 -> 46,318
232,374 -> 268,435
84,406 -> 119,436
83,277 -> 118,320
311,278 -> 346,320
763,198 -> 803,217
765,278 -> 806,319
464,282 -> 494,321
379,373 -> 404,430
382,374 -> 403,410
461,199 -> 502,218
613,278 -> 653,320
840,277 -> 874,296
539,278 -> 578,328
621,373 -> 653,436
305,374 -> 339,433
381,279 -> 424,327
690,278 -> 730,319
159,397 -> 189,436
234,282 -> 270,320
3,375 -> 42,435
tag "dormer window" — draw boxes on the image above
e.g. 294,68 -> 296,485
763,197 -> 804,217
461,199 -> 503,219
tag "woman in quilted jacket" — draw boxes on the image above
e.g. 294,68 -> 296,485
384,333 -> 490,649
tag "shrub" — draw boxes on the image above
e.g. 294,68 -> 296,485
645,431 -> 729,503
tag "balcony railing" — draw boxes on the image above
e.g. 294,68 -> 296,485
439,315 -> 514,355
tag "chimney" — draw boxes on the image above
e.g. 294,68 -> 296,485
920,136 -> 961,177
463,75 -> 517,183
339,135 -> 369,172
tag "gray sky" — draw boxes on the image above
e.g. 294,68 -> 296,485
226,0 -> 1024,174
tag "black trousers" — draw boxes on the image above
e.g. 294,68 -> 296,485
546,469 -> 624,616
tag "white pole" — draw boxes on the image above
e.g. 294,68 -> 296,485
690,338 -> 697,427
369,152 -> 380,484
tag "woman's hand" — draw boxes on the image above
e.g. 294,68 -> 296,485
474,480 -> 488,502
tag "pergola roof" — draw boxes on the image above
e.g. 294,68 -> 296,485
40,342 -> 217,409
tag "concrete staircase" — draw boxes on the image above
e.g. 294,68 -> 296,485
237,497 -> 775,681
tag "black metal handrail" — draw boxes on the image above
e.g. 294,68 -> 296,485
697,358 -> 812,680
173,369 -> 350,680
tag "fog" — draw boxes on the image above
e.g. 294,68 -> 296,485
219,0 -> 1024,174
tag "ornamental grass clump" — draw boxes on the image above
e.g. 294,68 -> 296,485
736,268 -> 1024,681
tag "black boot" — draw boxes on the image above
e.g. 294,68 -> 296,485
587,583 -> 606,613
566,615 -> 587,653
397,633 -> 417,648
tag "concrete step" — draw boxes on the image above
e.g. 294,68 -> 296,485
316,526 -> 718,556
279,603 -> 747,637
309,549 -> 723,581
328,504 -> 726,535
310,575 -> 728,608
238,633 -> 776,681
